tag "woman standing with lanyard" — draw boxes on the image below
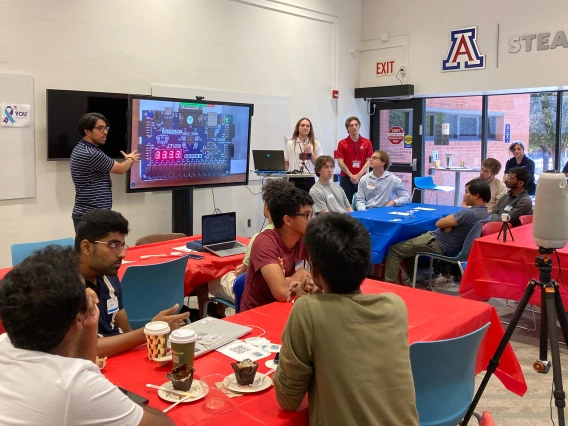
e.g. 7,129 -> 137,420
504,141 -> 536,195
284,117 -> 323,193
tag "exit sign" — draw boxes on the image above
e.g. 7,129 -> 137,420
376,60 -> 395,76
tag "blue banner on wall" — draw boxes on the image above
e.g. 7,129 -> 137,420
505,124 -> 511,143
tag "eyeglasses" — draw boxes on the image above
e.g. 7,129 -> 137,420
371,156 -> 381,160
290,212 -> 313,221
93,125 -> 110,133
94,241 -> 129,254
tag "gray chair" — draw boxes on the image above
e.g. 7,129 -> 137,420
135,233 -> 186,246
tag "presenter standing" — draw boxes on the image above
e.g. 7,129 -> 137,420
70,113 -> 140,231
336,116 -> 373,203
284,117 -> 323,193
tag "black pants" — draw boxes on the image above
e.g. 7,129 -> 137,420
340,175 -> 357,204
72,215 -> 84,232
292,177 -> 315,193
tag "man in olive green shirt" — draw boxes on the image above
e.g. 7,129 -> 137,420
274,213 -> 418,426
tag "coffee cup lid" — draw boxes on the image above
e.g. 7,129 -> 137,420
144,321 -> 170,336
169,328 -> 197,344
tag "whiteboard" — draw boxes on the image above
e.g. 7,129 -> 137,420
151,84 -> 291,182
0,73 -> 35,200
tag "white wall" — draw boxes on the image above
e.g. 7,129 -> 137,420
360,0 -> 568,96
0,0 -> 365,267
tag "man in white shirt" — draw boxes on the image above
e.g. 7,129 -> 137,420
0,246 -> 173,425
356,150 -> 411,211
309,155 -> 353,215
463,158 -> 506,213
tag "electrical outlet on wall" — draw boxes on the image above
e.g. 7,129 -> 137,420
247,219 -> 252,228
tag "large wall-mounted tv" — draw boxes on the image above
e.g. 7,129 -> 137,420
46,89 -> 129,160
126,95 -> 253,193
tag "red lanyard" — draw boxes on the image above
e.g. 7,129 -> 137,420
351,139 -> 360,161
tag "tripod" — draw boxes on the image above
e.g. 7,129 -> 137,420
497,221 -> 514,242
462,248 -> 568,425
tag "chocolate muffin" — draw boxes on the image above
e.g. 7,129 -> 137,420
169,364 -> 194,391
231,359 -> 258,386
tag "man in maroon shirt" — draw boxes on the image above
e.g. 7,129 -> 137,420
336,116 -> 373,204
240,186 -> 313,312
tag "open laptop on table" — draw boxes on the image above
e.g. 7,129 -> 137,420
186,212 -> 247,257
185,318 -> 251,358
252,150 -> 287,174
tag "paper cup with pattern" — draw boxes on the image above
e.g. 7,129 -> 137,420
433,160 -> 440,168
460,160 -> 465,167
144,321 -> 171,360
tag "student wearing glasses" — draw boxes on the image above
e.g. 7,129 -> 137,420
76,209 -> 188,358
70,113 -> 141,231
240,186 -> 314,312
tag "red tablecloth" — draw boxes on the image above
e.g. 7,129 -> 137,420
459,224 -> 568,307
102,279 -> 526,425
119,236 -> 248,296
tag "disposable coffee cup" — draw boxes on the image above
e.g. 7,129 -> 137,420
460,160 -> 465,167
169,328 -> 197,369
144,321 -> 171,360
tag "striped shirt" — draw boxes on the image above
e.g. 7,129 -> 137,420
70,140 -> 114,216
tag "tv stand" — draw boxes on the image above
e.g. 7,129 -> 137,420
172,188 -> 194,236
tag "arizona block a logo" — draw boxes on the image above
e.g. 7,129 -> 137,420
442,27 -> 485,72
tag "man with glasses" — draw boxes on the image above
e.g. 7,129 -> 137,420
489,167 -> 532,227
240,186 -> 314,312
356,150 -> 411,211
76,209 -> 188,357
71,113 -> 141,231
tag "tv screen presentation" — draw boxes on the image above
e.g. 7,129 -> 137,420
127,96 -> 253,192
46,89 -> 128,160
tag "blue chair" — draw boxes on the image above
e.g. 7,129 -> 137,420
121,255 -> 189,330
411,219 -> 489,288
412,176 -> 454,204
233,273 -> 246,314
410,323 -> 490,426
11,238 -> 75,266
351,193 -> 358,211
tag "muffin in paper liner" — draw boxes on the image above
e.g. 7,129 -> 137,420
231,359 -> 258,386
168,364 -> 195,391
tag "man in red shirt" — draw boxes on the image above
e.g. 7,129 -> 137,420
336,116 -> 373,204
240,186 -> 313,312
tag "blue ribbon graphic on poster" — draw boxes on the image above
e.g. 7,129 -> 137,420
1,103 -> 31,127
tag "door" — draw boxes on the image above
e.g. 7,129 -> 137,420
370,99 -> 424,202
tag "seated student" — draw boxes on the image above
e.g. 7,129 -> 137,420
239,186 -> 313,312
309,155 -> 353,215
384,178 -> 490,286
203,179 -> 295,317
465,158 -> 507,213
490,167 -> 533,227
504,141 -> 536,195
273,213 -> 419,426
356,150 -> 410,211
0,246 -> 173,425
76,209 -> 189,358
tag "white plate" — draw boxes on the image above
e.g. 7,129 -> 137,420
227,372 -> 273,393
157,380 -> 208,403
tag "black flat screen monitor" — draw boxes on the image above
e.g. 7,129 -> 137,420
127,95 -> 253,192
46,89 -> 128,160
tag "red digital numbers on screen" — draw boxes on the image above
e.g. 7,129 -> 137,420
154,149 -> 183,161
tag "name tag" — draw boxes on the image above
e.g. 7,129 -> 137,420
352,160 -> 361,168
504,205 -> 513,212
107,297 -> 119,314
327,194 -> 335,200
367,183 -> 375,190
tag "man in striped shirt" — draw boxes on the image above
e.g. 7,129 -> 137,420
70,113 -> 140,231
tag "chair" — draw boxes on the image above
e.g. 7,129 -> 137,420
121,255 -> 189,330
233,273 -> 246,314
135,233 -> 187,246
519,215 -> 533,225
351,193 -> 358,211
412,176 -> 454,204
11,238 -> 75,266
482,221 -> 508,237
412,220 -> 488,288
410,323 -> 490,426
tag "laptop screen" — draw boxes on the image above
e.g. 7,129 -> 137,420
202,213 -> 237,245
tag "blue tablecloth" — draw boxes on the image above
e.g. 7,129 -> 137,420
351,203 -> 465,264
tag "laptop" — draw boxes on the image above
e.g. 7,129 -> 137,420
184,318 -> 252,358
199,212 -> 247,257
252,150 -> 287,174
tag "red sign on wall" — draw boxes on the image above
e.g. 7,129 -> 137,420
387,126 -> 404,144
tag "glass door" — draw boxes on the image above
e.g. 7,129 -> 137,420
370,99 -> 424,201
